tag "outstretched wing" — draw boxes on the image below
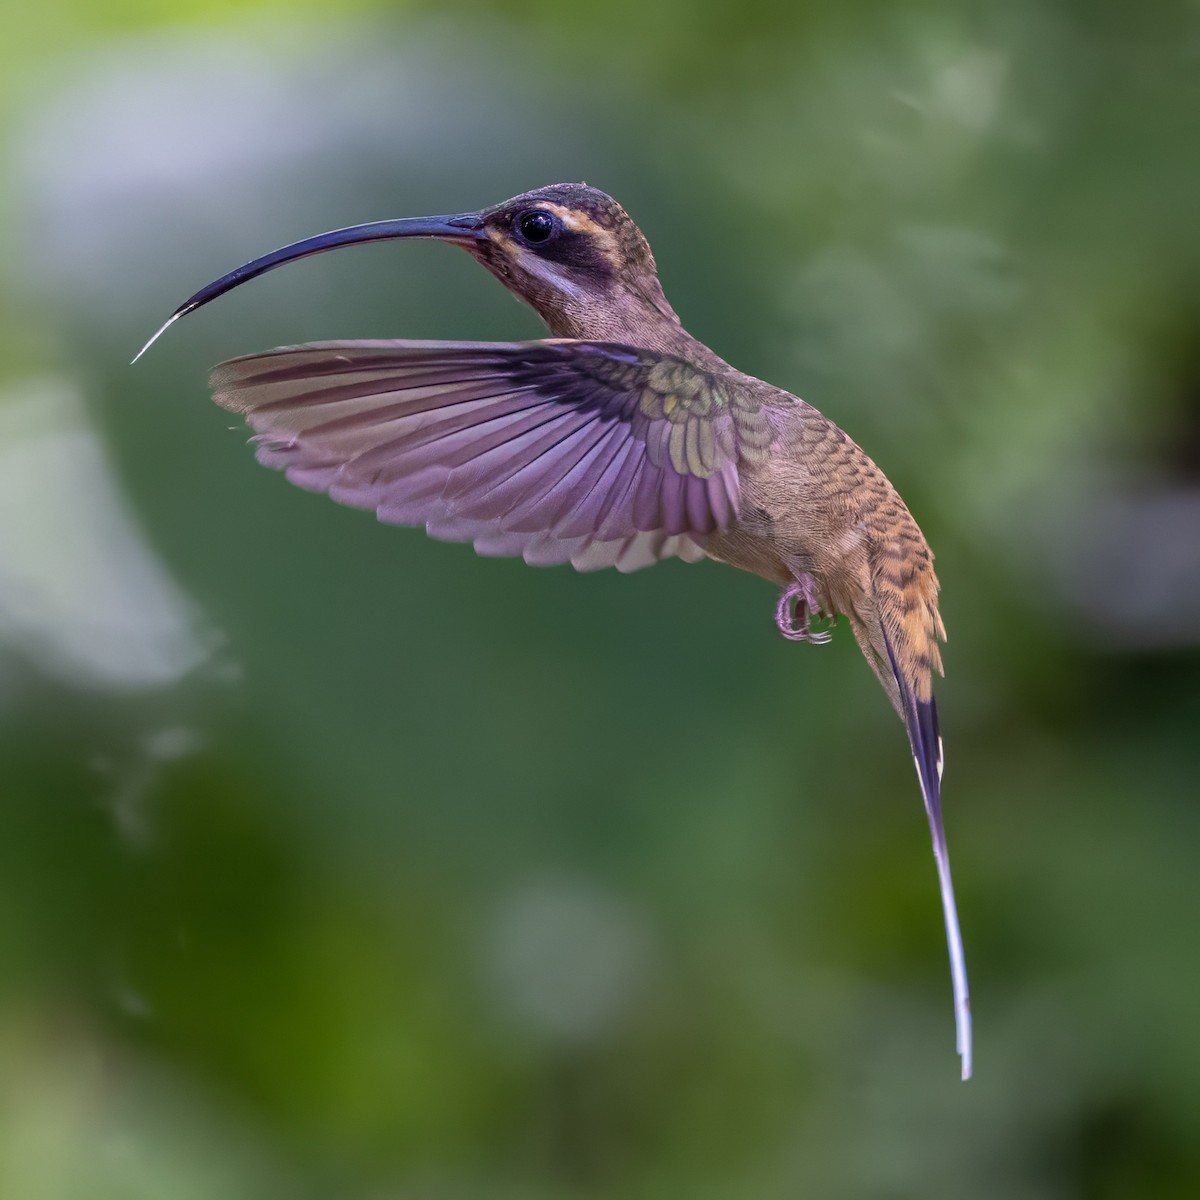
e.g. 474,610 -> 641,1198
210,339 -> 771,572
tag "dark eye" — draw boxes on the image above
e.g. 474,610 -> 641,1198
517,209 -> 557,244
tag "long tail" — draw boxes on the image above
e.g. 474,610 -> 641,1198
876,621 -> 972,1081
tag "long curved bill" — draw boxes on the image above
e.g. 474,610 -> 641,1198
132,211 -> 486,363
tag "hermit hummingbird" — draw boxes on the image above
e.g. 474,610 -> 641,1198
135,183 -> 970,1079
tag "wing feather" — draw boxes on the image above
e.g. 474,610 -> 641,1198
210,339 -> 771,572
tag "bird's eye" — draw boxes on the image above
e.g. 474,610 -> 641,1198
516,209 -> 557,244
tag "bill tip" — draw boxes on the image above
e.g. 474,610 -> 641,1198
131,309 -> 184,364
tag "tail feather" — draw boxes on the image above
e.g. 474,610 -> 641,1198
879,621 -> 972,1081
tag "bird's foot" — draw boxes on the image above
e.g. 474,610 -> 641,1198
776,577 -> 834,644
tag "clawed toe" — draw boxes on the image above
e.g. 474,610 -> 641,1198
775,578 -> 834,644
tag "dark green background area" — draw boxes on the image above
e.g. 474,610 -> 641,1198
2,2 -> 1198,1195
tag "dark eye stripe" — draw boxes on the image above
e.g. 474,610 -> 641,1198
542,234 -> 615,282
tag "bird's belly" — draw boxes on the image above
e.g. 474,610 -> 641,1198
704,525 -> 792,585
706,473 -> 853,596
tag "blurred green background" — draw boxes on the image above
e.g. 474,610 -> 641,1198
3,1 -> 1199,1196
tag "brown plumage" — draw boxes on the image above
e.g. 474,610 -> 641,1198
136,181 -> 970,1079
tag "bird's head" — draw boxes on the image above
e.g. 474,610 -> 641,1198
463,183 -> 678,340
133,182 -> 681,362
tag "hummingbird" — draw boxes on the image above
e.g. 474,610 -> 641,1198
136,182 -> 970,1079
